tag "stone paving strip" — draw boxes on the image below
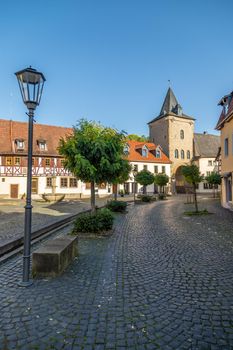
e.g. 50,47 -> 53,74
0,196 -> 233,349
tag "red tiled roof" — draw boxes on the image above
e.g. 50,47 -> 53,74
0,119 -> 72,156
125,140 -> 171,163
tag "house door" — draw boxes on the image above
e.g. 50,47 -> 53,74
10,184 -> 19,199
32,178 -> 38,194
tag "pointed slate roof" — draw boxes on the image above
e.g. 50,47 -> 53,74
160,87 -> 179,115
148,88 -> 195,124
194,133 -> 220,158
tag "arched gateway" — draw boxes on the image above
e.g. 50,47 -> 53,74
175,166 -> 186,193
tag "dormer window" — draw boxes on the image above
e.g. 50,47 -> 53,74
37,139 -> 47,151
123,144 -> 129,155
156,148 -> 161,158
15,139 -> 25,150
142,146 -> 148,157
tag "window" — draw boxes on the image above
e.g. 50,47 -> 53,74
154,165 -> 158,174
180,130 -> 184,139
38,141 -> 47,151
14,157 -> 20,165
187,150 -> 190,159
156,149 -> 161,158
6,157 -> 12,165
181,150 -> 185,159
143,165 -> 148,170
98,183 -> 106,189
162,166 -> 166,173
61,159 -> 65,167
85,182 -> 91,189
175,149 -> 179,159
16,139 -> 25,150
224,138 -> 229,156
123,144 -> 129,155
142,147 -> 148,157
60,178 -> 68,187
32,158 -> 35,166
208,160 -> 212,166
69,177 -> 77,187
206,171 -> 211,176
46,177 -> 52,187
45,158 -> 50,166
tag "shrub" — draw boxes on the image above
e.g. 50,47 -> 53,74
73,208 -> 114,234
158,193 -> 166,200
106,200 -> 127,212
141,195 -> 152,202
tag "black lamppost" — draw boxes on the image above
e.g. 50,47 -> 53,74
133,169 -> 138,203
15,67 -> 46,287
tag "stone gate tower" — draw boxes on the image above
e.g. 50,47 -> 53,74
148,88 -> 195,185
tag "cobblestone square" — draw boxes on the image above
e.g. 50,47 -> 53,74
0,196 -> 233,349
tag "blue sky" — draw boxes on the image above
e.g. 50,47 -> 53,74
0,0 -> 232,136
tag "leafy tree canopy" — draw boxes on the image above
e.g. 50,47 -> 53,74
205,172 -> 221,185
135,169 -> 155,186
182,164 -> 203,185
154,173 -> 169,187
58,119 -> 127,184
112,161 -> 132,185
127,134 -> 149,142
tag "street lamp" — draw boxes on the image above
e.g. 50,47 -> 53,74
133,169 -> 138,203
15,67 -> 46,287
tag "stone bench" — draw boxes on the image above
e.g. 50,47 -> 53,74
32,236 -> 78,278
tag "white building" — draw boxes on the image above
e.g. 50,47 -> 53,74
119,140 -> 171,194
193,133 -> 220,193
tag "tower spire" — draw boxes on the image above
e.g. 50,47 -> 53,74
160,87 -> 181,115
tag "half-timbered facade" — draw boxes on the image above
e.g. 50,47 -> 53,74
0,119 -> 111,199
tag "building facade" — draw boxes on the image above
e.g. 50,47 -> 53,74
148,88 -> 220,193
193,133 -> 220,193
216,91 -> 233,209
0,119 -> 111,199
121,140 -> 171,194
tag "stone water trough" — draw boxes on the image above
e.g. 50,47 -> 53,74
32,236 -> 78,278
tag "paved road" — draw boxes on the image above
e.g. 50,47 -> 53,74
1,196 -> 233,349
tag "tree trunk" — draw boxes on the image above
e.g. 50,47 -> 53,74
114,184 -> 118,201
91,181 -> 96,212
143,185 -> 146,194
193,183 -> 198,212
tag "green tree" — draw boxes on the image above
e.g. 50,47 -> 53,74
127,134 -> 149,142
135,169 -> 155,194
59,119 -> 127,212
205,172 -> 221,198
112,161 -> 132,200
182,164 -> 203,212
154,173 -> 169,194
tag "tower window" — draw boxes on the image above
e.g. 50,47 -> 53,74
180,130 -> 184,139
187,150 -> 190,159
175,149 -> 179,159
181,150 -> 185,159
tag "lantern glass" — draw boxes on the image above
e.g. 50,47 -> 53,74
15,67 -> 46,109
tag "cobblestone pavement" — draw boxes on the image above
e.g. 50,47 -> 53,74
1,196 -> 233,349
0,196 -> 125,248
